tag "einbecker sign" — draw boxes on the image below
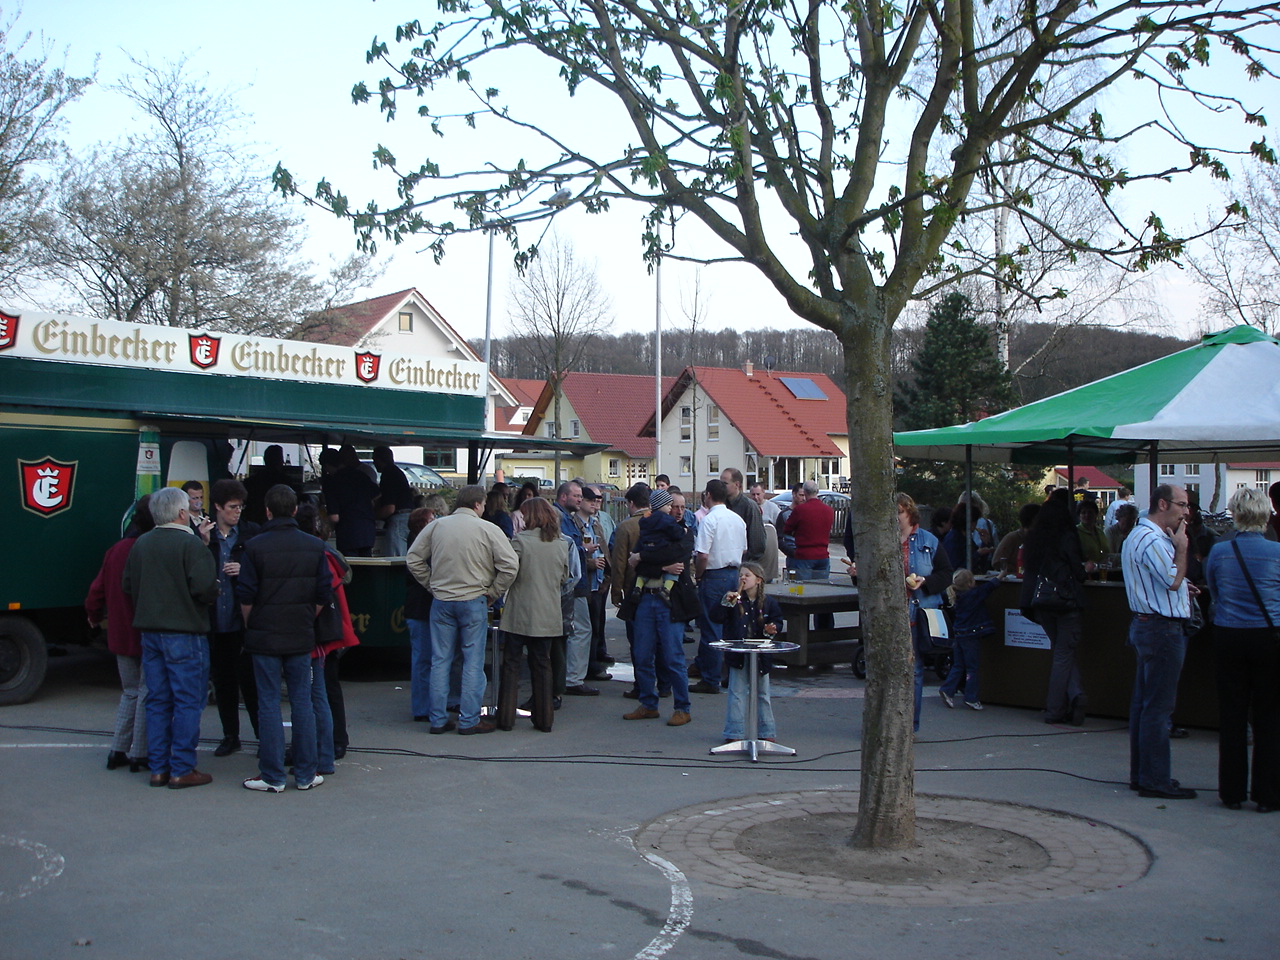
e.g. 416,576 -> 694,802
0,310 -> 486,398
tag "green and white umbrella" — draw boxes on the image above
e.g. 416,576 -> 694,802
894,325 -> 1280,465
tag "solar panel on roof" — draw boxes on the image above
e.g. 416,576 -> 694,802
778,377 -> 827,400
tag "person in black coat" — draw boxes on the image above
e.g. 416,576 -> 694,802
236,484 -> 331,792
1021,488 -> 1094,725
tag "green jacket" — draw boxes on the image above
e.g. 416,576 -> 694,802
122,524 -> 219,633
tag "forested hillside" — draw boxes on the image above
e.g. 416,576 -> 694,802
484,322 -> 1193,411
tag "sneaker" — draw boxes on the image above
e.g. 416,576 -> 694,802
242,776 -> 286,793
296,774 -> 325,791
939,690 -> 954,708
623,707 -> 660,720
965,700 -> 983,711
666,711 -> 691,726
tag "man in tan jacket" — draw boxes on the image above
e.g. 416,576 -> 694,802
407,485 -> 518,735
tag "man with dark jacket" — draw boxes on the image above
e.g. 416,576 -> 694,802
720,467 -> 766,562
237,484 -> 332,792
122,486 -> 219,789
206,478 -> 261,757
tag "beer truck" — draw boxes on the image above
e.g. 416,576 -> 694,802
0,308 -> 495,704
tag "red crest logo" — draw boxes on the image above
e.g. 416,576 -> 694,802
19,458 -> 78,517
189,333 -> 221,369
0,310 -> 18,350
355,351 -> 381,383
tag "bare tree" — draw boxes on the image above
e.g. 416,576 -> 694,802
1189,162 -> 1280,335
507,234 -> 612,481
0,23 -> 90,300
39,57 -> 380,334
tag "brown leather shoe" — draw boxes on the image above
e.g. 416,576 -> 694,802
149,772 -> 170,788
623,707 -> 660,720
168,770 -> 213,789
457,721 -> 497,735
666,711 -> 692,726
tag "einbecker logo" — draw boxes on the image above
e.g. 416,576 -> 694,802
19,457 -> 78,517
355,351 -> 381,383
189,333 -> 221,369
0,310 -> 18,350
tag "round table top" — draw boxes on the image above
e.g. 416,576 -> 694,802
710,640 -> 800,654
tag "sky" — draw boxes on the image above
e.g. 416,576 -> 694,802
20,1 -> 1276,347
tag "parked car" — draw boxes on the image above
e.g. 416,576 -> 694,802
362,460 -> 448,495
768,490 -> 851,509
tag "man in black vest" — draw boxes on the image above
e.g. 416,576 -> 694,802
236,484 -> 332,793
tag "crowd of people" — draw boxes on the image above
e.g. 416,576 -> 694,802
86,455 -> 1280,814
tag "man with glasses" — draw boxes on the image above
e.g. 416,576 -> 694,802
1122,484 -> 1198,800
206,479 -> 260,757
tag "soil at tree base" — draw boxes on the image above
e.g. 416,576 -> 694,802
736,812 -> 1049,884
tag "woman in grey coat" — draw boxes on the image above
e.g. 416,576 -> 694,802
496,497 -> 576,732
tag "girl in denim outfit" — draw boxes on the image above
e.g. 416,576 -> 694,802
712,562 -> 784,742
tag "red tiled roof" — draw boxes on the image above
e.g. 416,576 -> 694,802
645,367 -> 847,457
1053,466 -> 1121,488
526,373 -> 676,458
303,289 -> 417,347
1227,462 -> 1280,470
503,378 -> 546,407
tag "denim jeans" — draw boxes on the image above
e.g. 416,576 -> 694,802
253,652 -> 317,787
633,593 -> 691,711
408,617 -> 433,718
940,633 -> 982,704
790,557 -> 834,630
724,666 -> 775,740
566,595 -> 592,686
141,632 -> 209,778
1128,615 -> 1188,791
911,617 -> 927,732
111,654 -> 148,757
312,655 -> 335,774
695,567 -> 740,689
429,597 -> 489,728
383,510 -> 410,557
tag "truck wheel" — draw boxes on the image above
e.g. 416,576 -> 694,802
0,616 -> 47,706
851,643 -> 867,679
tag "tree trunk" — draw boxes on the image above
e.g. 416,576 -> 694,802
843,315 -> 917,849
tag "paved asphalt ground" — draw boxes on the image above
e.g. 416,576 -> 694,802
2,622 -> 1278,960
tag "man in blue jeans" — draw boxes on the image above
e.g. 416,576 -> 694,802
237,484 -> 332,792
692,480 -> 747,693
1121,483 -> 1197,800
407,484 -> 519,735
122,486 -> 219,789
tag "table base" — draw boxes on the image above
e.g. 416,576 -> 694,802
710,738 -> 797,762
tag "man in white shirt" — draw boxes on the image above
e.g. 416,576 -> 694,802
1121,483 -> 1196,800
690,479 -> 747,694
1105,487 -> 1134,529
749,483 -> 781,525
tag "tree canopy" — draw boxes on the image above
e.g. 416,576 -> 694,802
276,0 -> 1280,849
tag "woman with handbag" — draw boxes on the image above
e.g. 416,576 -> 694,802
1203,487 -> 1280,812
1021,488 -> 1094,726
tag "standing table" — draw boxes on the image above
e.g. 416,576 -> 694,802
708,639 -> 800,762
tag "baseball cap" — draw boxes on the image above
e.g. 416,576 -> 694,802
581,487 -> 601,501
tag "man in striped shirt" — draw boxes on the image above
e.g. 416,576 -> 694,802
1121,484 -> 1197,800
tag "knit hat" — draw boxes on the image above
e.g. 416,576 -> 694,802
649,488 -> 673,511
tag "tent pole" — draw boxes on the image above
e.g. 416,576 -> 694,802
1148,440 -> 1159,505
965,445 -> 973,571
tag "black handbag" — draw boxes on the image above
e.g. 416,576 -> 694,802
1031,553 -> 1082,611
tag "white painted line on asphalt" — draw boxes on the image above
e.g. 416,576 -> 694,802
0,743 -> 103,749
0,836 -> 65,903
632,850 -> 692,960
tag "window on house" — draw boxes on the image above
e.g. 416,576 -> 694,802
398,311 -> 413,332
608,459 -> 620,476
707,404 -> 720,441
1185,463 -> 1200,476
570,419 -> 580,438
680,406 -> 692,442
1257,469 -> 1272,484
707,455 -> 719,475
1159,464 -> 1176,476
1185,483 -> 1199,497
545,421 -> 558,439
679,456 -> 691,476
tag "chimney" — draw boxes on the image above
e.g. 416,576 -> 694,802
744,361 -> 754,377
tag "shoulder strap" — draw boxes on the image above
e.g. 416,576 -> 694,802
1232,540 -> 1276,629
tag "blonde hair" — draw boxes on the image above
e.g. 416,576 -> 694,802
1230,487 -> 1271,533
947,567 -> 976,604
